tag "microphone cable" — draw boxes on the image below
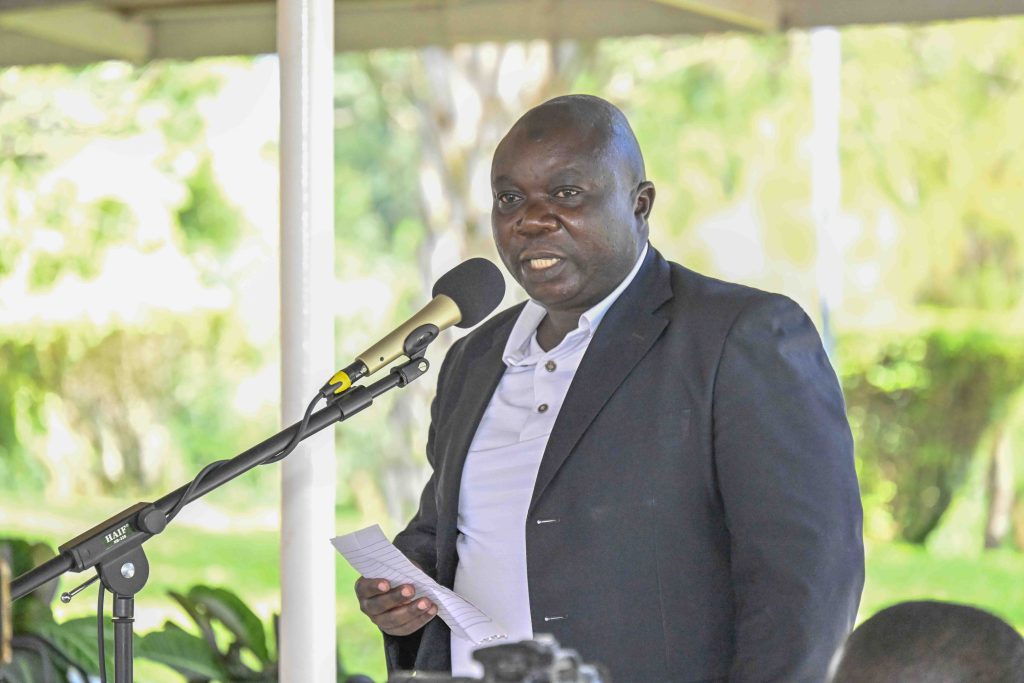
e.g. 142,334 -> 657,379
89,390 -> 324,683
97,582 -> 106,683
90,366 -> 374,679
261,390 -> 322,466
165,457 -> 229,524
83,256 -> 505,683
165,386 -> 326,524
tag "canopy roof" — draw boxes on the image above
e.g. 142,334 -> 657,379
1,0 -> 1023,67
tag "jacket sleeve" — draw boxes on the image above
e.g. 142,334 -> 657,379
712,294 -> 864,682
381,454 -> 438,671
382,338 -> 460,672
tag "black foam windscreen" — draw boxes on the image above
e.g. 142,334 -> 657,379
432,257 -> 506,328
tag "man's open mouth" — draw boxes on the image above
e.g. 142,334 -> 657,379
526,257 -> 562,270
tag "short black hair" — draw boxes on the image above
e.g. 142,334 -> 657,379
830,601 -> 1024,683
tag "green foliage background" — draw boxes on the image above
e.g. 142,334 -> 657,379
2,16 -> 1024,682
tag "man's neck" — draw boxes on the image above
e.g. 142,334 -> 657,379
529,242 -> 650,352
535,310 -> 583,351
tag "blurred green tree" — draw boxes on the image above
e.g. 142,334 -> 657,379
327,43 -> 593,523
842,329 -> 1024,544
836,19 -> 1024,546
0,60 -> 270,497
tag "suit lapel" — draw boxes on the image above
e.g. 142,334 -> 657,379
528,249 -> 673,516
435,309 -> 519,538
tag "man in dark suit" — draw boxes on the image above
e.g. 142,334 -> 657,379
355,94 -> 864,682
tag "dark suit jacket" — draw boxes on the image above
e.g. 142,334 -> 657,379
387,247 -> 864,682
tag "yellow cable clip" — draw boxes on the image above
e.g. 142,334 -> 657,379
330,370 -> 353,394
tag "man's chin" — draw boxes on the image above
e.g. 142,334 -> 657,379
522,284 -> 590,315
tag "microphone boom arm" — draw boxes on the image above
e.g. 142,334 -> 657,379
11,353 -> 431,602
8,349 -> 433,678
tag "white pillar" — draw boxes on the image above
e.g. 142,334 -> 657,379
277,0 -> 336,677
810,27 -> 842,358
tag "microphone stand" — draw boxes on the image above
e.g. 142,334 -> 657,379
6,327 -> 437,683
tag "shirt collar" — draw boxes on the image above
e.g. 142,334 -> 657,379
502,243 -> 649,366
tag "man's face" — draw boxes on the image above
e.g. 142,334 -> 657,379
490,123 -> 648,315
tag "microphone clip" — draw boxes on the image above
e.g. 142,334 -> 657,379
402,323 -> 440,361
390,323 -> 438,387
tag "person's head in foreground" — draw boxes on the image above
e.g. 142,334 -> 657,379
829,600 -> 1024,683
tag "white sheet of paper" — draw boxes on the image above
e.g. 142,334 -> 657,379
332,524 -> 507,645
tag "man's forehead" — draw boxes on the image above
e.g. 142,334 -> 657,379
491,137 -> 610,185
492,163 -> 596,185
493,97 -> 645,186
494,122 -> 608,167
513,108 -> 608,147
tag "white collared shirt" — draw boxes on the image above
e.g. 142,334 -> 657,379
450,244 -> 649,676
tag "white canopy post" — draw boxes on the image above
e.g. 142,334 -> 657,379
278,0 -> 337,677
810,26 -> 842,358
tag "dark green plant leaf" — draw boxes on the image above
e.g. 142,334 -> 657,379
50,615 -> 119,675
170,588 -> 219,651
137,622 -> 227,681
10,598 -> 54,635
4,646 -> 46,683
222,641 -> 266,680
1,539 -> 59,629
8,635 -> 58,683
188,585 -> 270,663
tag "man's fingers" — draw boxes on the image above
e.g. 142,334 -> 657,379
358,583 -> 419,617
353,577 -> 437,635
376,599 -> 438,636
354,577 -> 391,600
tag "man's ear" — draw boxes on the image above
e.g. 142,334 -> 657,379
634,181 -> 656,220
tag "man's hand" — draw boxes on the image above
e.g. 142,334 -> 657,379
354,577 -> 438,636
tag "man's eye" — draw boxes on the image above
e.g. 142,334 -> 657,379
553,188 -> 580,199
496,192 -> 520,205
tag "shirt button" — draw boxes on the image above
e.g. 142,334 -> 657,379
544,360 -> 557,372
537,403 -> 549,413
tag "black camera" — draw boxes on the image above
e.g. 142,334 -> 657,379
388,635 -> 609,683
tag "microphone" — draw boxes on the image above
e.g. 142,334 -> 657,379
324,257 -> 505,395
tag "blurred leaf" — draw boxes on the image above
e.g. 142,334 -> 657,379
35,616 -> 113,676
6,639 -> 52,683
176,158 -> 243,256
137,622 -> 227,682
188,584 -> 270,663
0,539 -> 59,628
170,588 -> 219,651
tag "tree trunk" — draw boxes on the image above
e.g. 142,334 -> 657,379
984,425 -> 1014,549
374,41 -> 592,523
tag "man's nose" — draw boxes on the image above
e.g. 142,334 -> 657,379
515,198 -> 559,235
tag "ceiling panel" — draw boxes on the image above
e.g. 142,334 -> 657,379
0,0 -> 1022,67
